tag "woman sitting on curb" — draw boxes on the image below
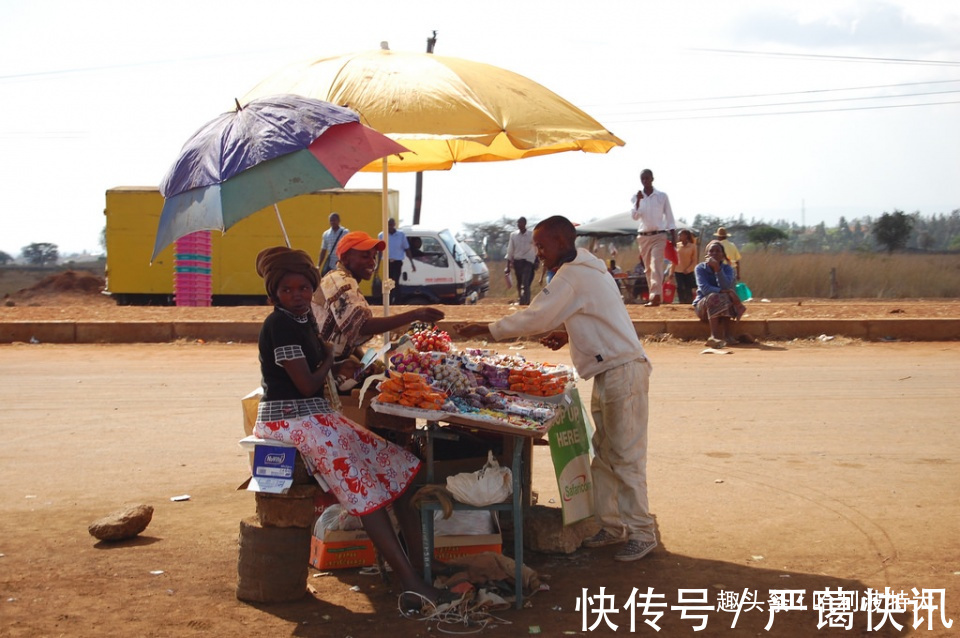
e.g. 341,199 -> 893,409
693,241 -> 746,348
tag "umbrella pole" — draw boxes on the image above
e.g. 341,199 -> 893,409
273,204 -> 291,248
381,158 -> 391,318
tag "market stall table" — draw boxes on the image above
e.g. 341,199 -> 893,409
370,401 -> 557,609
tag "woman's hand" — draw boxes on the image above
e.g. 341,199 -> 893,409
334,355 -> 362,381
416,307 -> 445,324
707,256 -> 721,272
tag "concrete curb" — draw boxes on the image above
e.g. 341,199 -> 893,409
2,318 -> 958,344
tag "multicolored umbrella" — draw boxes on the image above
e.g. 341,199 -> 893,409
152,94 -> 407,260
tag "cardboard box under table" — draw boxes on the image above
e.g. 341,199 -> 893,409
310,528 -> 376,570
432,511 -> 503,562
309,514 -> 503,570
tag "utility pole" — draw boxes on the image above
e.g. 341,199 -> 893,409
412,30 -> 437,226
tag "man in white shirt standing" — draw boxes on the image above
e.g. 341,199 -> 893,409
506,216 -> 538,305
631,169 -> 677,307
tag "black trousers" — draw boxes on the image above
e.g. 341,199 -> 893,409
675,271 -> 696,304
388,260 -> 404,302
513,259 -> 536,305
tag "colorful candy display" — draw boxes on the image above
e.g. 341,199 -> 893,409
374,344 -> 577,431
407,323 -> 452,353
376,371 -> 448,411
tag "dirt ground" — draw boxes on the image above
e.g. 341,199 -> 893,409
3,269 -> 960,323
1,277 -> 958,637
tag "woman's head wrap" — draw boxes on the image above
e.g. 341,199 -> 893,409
255,246 -> 320,299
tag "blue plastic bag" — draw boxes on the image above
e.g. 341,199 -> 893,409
735,282 -> 752,302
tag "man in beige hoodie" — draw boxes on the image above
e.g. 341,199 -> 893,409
455,216 -> 657,562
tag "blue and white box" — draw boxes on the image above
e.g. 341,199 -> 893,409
244,439 -> 297,494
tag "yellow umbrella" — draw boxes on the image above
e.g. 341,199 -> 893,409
240,48 -> 624,172
240,48 -> 624,314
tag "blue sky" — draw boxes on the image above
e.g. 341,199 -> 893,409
1,0 -> 958,255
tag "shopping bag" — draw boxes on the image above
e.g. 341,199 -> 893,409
446,450 -> 512,506
735,281 -> 753,302
664,240 -> 679,264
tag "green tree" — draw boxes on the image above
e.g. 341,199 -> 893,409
21,242 -> 59,266
747,225 -> 789,250
872,210 -> 914,254
0,250 -> 12,265
462,217 -> 516,260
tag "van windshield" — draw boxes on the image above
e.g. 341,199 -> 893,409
438,230 -> 465,265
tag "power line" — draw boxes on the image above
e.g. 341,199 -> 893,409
688,48 -> 960,67
602,78 -> 960,106
603,98 -> 960,123
614,88 -> 960,116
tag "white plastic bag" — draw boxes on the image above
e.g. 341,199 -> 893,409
316,504 -> 363,535
446,450 -> 512,506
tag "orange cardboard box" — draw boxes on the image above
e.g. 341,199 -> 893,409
433,534 -> 502,562
432,514 -> 502,562
309,530 -> 376,570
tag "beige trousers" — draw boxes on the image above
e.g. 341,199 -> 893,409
589,357 -> 656,543
636,233 -> 668,297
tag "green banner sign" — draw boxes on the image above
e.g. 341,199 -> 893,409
548,388 -> 594,525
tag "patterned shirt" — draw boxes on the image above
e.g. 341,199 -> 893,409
312,265 -> 373,359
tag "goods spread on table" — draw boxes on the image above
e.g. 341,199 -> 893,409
371,324 -> 576,435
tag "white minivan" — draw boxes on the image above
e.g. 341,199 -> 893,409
374,226 -> 473,305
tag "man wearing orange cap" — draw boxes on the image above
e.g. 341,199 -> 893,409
313,231 -> 444,390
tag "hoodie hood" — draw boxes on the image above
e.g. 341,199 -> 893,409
564,247 -> 609,275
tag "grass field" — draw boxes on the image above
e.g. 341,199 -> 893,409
490,249 -> 960,300
4,250 -> 959,302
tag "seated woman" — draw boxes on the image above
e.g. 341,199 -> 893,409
253,246 -> 449,609
312,231 -> 444,394
693,241 -> 746,348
